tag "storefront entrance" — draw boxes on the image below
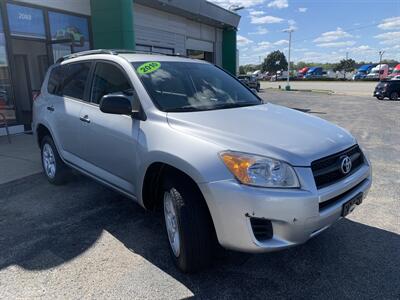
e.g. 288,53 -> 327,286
11,39 -> 48,128
0,1 -> 91,133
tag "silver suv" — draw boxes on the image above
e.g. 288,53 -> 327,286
33,50 -> 372,272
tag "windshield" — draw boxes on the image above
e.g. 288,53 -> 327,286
132,61 -> 261,112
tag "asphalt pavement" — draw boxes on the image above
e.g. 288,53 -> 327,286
0,90 -> 399,299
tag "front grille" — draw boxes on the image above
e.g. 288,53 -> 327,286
319,179 -> 366,211
311,145 -> 364,189
250,217 -> 273,241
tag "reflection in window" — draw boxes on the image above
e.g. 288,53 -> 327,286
0,16 -> 16,125
52,43 -> 72,63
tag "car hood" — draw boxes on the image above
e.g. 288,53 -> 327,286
167,103 -> 356,166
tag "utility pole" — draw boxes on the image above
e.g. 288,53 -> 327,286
283,28 -> 294,90
378,50 -> 385,80
346,52 -> 349,60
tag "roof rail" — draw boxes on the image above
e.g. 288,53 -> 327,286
56,49 -> 116,63
56,49 -> 190,63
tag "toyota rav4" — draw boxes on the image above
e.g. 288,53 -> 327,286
33,50 -> 372,272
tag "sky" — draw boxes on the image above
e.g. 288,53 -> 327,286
209,0 -> 400,66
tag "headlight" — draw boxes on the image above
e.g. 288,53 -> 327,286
219,151 -> 300,188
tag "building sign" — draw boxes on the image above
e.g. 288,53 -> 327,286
49,12 -> 90,50
7,4 -> 45,38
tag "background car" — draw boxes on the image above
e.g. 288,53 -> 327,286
237,75 -> 260,92
374,80 -> 400,100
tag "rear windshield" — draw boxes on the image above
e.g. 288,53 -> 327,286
132,61 -> 260,112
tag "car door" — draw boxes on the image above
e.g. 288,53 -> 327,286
79,61 -> 140,195
47,62 -> 91,162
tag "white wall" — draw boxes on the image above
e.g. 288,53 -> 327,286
134,3 -> 222,64
18,0 -> 91,15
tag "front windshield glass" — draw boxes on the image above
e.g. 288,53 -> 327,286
132,61 -> 261,112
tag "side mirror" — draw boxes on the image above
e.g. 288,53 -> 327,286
99,93 -> 135,115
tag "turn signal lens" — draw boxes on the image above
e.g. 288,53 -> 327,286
220,152 -> 256,184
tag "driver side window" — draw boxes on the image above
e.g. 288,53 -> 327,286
90,62 -> 132,104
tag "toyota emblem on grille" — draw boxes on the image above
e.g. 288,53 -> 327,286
340,156 -> 352,174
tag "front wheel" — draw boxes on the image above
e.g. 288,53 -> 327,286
376,96 -> 384,100
390,92 -> 399,101
41,136 -> 70,185
162,175 -> 216,273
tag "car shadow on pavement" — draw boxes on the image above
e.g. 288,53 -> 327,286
0,173 -> 398,299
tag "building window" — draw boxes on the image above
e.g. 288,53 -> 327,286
187,50 -> 213,63
48,11 -> 90,61
6,3 -> 45,39
153,46 -> 174,55
136,44 -> 174,55
0,11 -> 16,125
136,44 -> 152,53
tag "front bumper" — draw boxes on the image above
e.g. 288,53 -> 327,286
199,164 -> 371,253
374,90 -> 387,97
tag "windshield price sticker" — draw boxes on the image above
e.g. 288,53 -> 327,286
137,62 -> 161,74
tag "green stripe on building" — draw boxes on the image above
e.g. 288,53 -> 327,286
90,0 -> 135,50
222,28 -> 237,75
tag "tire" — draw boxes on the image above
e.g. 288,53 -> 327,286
377,96 -> 384,100
40,135 -> 70,185
390,92 -> 399,101
162,175 -> 216,273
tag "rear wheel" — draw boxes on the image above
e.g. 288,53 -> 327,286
41,136 -> 70,185
390,92 -> 399,101
162,175 -> 216,273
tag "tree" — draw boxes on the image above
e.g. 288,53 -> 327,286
334,59 -> 356,79
261,50 -> 288,77
238,64 -> 262,74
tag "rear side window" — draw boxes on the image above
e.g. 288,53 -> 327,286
63,62 -> 91,100
47,66 -> 63,96
90,62 -> 131,104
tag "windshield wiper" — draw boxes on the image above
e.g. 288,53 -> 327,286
211,102 -> 260,110
165,102 -> 260,113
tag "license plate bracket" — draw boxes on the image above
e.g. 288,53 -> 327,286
342,193 -> 363,217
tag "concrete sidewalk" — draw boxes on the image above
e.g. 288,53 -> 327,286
0,134 -> 42,184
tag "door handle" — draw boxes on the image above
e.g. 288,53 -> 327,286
46,106 -> 54,112
80,115 -> 90,123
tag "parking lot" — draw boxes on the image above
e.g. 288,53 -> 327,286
261,80 -> 378,97
0,90 -> 399,299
